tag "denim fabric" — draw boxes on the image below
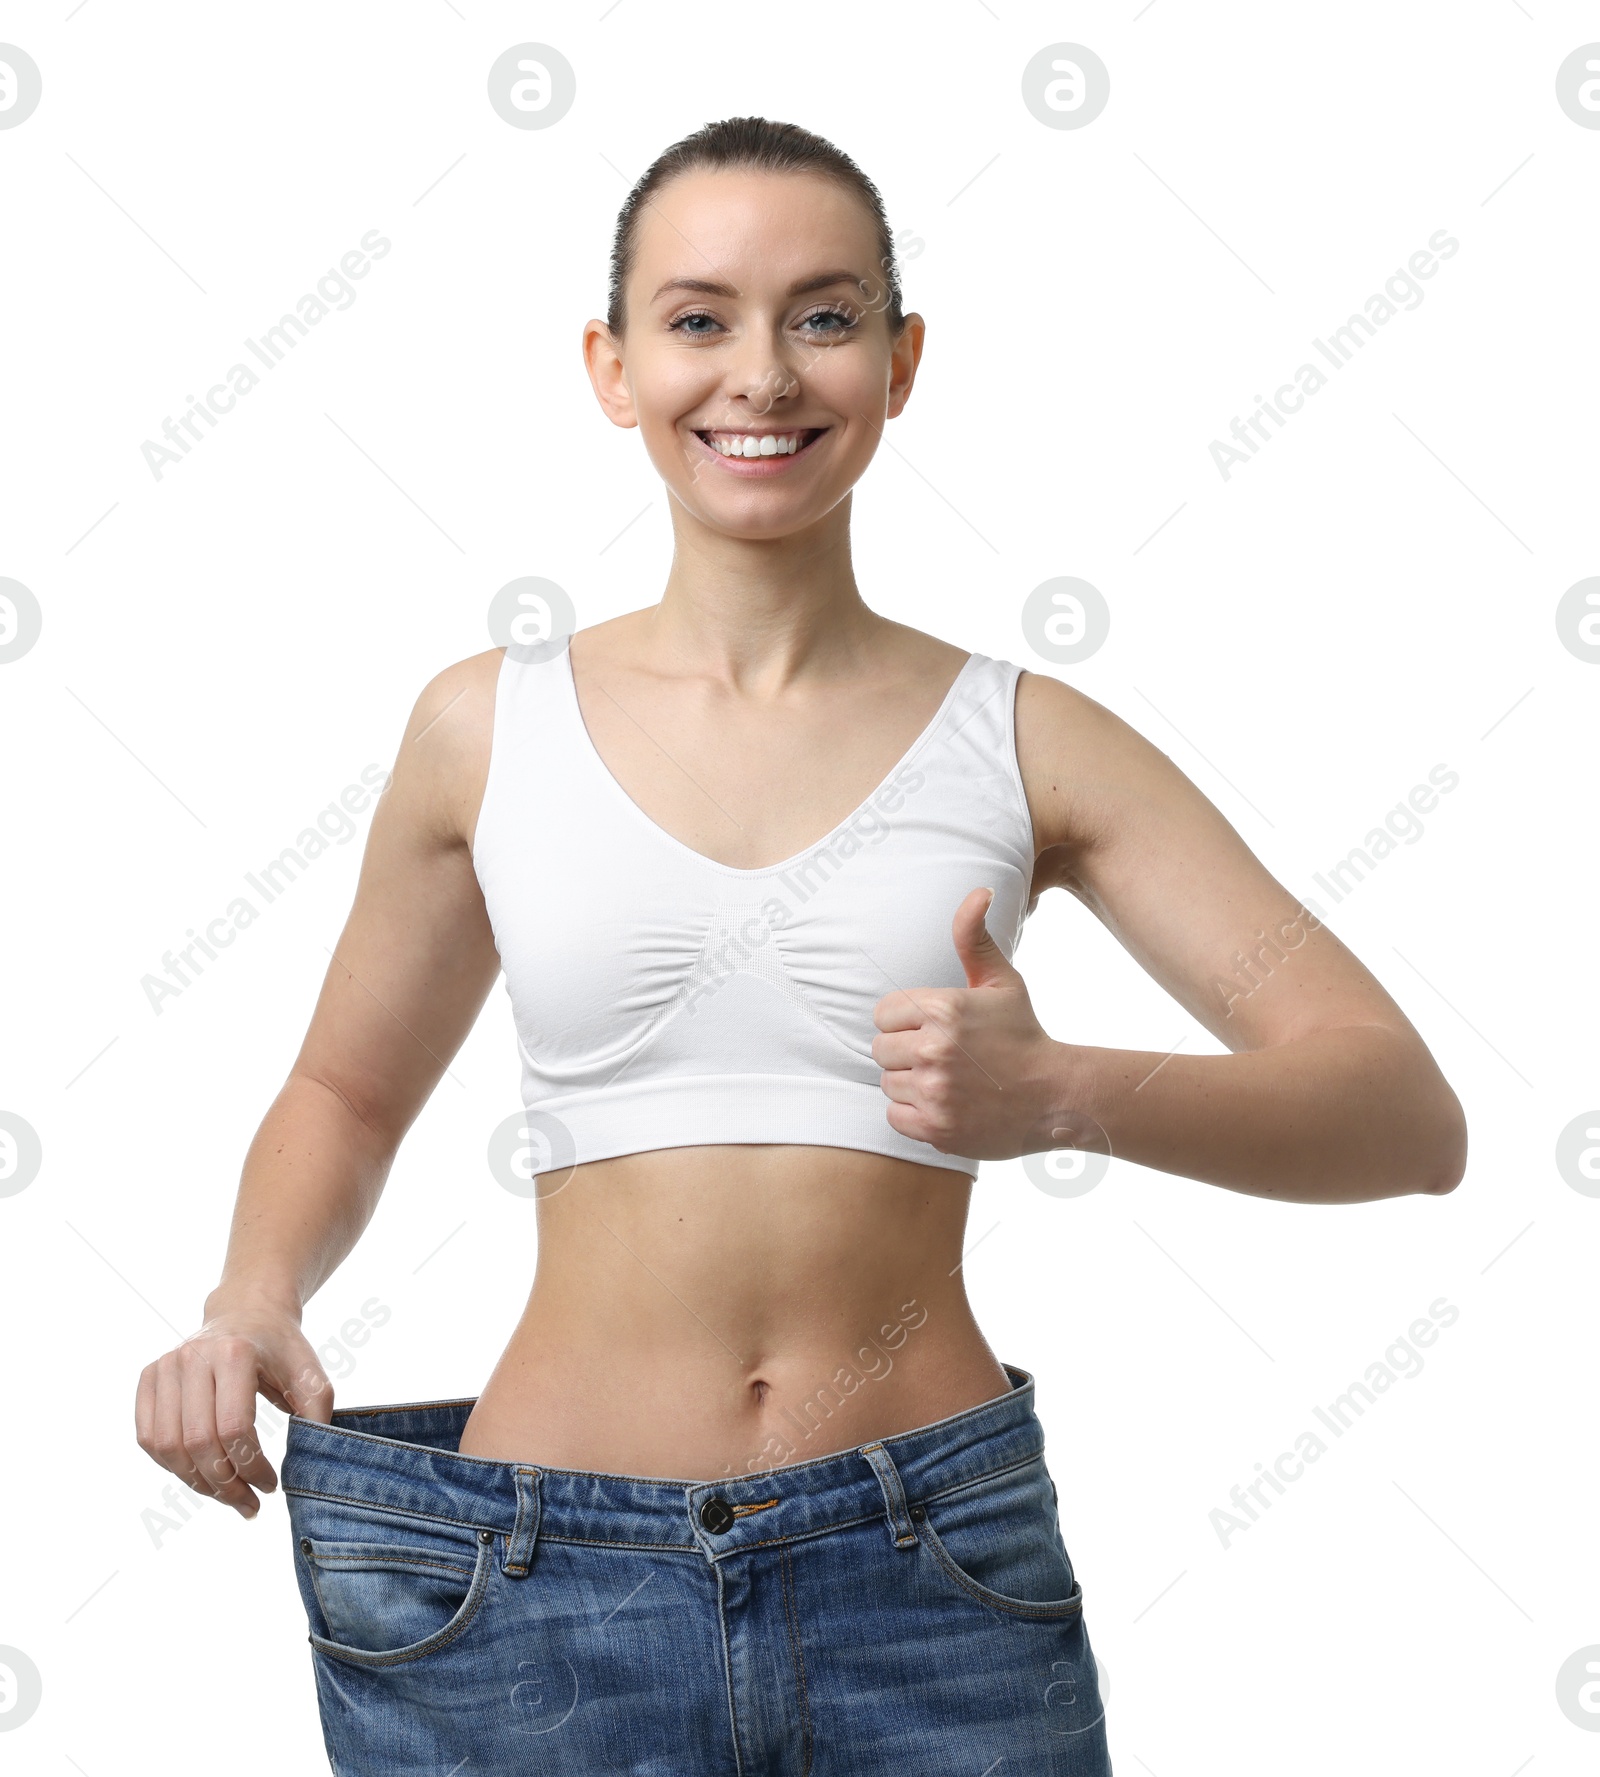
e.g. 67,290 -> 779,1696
282,1361 -> 1112,1774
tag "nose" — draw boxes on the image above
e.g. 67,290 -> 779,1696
725,330 -> 801,420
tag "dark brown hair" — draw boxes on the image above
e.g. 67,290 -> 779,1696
605,116 -> 905,341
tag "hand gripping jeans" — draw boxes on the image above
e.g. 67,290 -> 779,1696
282,1361 -> 1112,1775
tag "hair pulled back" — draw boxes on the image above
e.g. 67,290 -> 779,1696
605,116 -> 905,341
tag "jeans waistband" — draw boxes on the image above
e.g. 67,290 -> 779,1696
282,1362 -> 1045,1569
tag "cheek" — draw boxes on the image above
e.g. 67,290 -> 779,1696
822,383 -> 893,467
627,350 -> 708,425
635,412 -> 706,488
823,365 -> 888,424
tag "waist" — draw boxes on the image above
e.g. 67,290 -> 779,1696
474,1143 -> 1004,1475
521,1141 -> 976,1292
282,1362 -> 1042,1549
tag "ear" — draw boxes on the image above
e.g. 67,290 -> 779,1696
582,317 -> 637,429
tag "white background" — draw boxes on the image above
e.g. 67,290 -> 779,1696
1,3 -> 1595,1771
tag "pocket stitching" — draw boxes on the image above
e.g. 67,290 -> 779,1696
285,1484 -> 487,1540
302,1531 -> 495,1668
917,1448 -> 1047,1510
307,1543 -> 478,1578
913,1496 -> 1084,1622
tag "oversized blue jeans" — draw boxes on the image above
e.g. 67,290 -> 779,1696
283,1361 -> 1112,1773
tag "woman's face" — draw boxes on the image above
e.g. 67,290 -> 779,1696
586,168 -> 924,540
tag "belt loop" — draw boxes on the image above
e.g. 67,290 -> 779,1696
858,1441 -> 918,1548
504,1465 -> 541,1576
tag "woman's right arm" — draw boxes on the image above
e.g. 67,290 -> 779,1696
134,649 -> 504,1519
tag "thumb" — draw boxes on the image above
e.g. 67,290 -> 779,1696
951,887 -> 1016,989
277,1352 -> 335,1425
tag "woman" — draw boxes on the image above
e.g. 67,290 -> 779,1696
134,117 -> 1467,1773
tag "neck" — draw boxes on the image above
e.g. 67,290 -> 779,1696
645,499 -> 886,690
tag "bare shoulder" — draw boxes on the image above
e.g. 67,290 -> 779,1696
1012,667 -> 1171,866
875,618 -> 976,689
565,609 -> 654,672
384,645 -> 505,853
1009,663 -> 1453,1071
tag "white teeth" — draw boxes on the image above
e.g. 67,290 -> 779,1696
704,430 -> 810,458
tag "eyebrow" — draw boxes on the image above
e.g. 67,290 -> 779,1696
649,270 -> 864,305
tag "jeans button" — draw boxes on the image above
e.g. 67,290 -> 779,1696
699,1496 -> 736,1534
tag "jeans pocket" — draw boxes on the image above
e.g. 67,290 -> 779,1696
912,1450 -> 1085,1622
291,1498 -> 496,1668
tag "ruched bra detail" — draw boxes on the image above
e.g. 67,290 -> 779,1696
470,645 -> 1037,1177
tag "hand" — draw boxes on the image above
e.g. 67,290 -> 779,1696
135,1294 -> 334,1520
871,886 -> 1069,1161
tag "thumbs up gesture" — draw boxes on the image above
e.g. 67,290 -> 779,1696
871,886 -> 1067,1161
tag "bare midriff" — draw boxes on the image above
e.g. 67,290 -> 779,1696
455,1144 -> 1014,1483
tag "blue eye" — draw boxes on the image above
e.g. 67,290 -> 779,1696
800,306 -> 859,335
667,306 -> 860,338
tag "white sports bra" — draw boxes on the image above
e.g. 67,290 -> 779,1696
470,643 -> 1037,1179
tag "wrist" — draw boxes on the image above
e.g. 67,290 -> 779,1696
1029,1040 -> 1109,1156
204,1278 -> 304,1323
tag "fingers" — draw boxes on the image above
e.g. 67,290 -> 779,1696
883,1096 -> 955,1152
878,1067 -> 918,1105
177,1342 -> 264,1517
878,1060 -> 956,1146
278,1353 -> 335,1424
883,1099 -> 922,1140
136,1343 -> 274,1519
134,1355 -> 155,1452
872,987 -> 955,1034
875,1007 -> 968,1155
136,1314 -> 336,1523
136,1359 -> 203,1495
875,1017 -> 958,1140
142,1351 -> 222,1501
869,1029 -> 928,1071
213,1346 -> 280,1498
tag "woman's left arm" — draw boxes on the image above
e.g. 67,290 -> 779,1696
871,670 -> 1468,1203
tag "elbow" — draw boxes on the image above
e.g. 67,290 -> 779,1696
1418,1092 -> 1468,1195
1350,1028 -> 1467,1198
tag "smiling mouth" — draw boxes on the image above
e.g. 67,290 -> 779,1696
691,427 -> 828,460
